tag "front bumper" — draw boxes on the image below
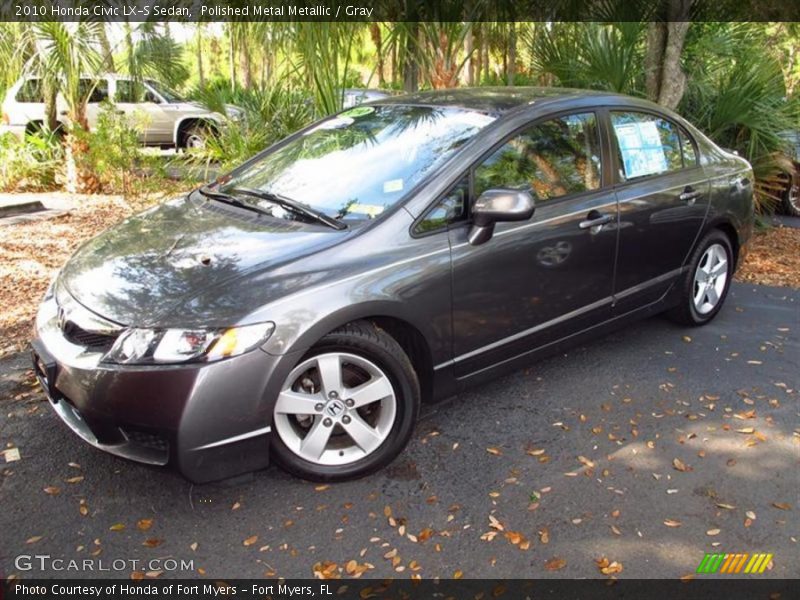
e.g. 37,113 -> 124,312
32,294 -> 295,482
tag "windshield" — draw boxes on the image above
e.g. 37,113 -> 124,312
219,105 -> 495,221
146,79 -> 185,103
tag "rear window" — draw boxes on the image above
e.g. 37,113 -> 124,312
16,79 -> 44,103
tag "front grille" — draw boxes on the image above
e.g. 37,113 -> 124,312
62,321 -> 119,350
122,428 -> 170,453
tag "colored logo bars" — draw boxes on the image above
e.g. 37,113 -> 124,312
696,553 -> 773,574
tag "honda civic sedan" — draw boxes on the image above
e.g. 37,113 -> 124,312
32,88 -> 754,482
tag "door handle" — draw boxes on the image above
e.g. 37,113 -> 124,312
679,186 -> 700,204
579,212 -> 613,230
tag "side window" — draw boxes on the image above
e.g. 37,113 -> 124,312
79,79 -> 109,104
474,112 -> 602,202
115,81 -> 146,103
16,79 -> 44,103
611,111 -> 682,180
680,128 -> 698,167
415,177 -> 468,234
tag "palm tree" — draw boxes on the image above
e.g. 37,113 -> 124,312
33,22 -> 103,193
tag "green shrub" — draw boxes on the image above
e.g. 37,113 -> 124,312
0,130 -> 62,191
184,81 -> 314,170
74,104 -> 166,198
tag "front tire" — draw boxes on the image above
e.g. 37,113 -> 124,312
668,229 -> 734,326
271,321 -> 420,482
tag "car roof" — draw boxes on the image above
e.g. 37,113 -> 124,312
376,87 -> 624,116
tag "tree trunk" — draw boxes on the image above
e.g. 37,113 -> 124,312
403,21 -> 419,93
465,24 -> 474,86
644,2 -> 691,110
474,25 -> 482,85
196,26 -> 205,88
239,37 -> 252,89
506,23 -> 516,86
370,23 -> 386,86
482,32 -> 490,82
43,79 -> 58,133
228,26 -> 236,91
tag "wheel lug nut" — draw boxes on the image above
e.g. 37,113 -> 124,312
342,415 -> 351,424
345,399 -> 354,407
328,391 -> 338,399
315,403 -> 324,412
323,418 -> 333,427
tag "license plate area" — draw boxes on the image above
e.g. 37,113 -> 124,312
31,340 -> 61,401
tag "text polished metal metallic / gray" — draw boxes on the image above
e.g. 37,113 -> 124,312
31,88 -> 754,482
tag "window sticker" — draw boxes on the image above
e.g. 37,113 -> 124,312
614,120 -> 668,179
349,204 -> 385,217
383,179 -> 404,194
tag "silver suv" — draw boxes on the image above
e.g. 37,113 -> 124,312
0,74 -> 240,148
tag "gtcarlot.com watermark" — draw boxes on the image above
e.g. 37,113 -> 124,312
14,554 -> 195,573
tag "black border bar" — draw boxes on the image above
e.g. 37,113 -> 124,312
2,0 -> 800,23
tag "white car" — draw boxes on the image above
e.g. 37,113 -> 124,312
0,74 -> 241,148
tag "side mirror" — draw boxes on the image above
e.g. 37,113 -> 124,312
468,188 -> 535,245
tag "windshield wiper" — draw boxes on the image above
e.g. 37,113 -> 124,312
199,185 -> 273,216
231,187 -> 347,231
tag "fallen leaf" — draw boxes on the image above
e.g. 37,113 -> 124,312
716,503 -> 736,510
772,502 -> 792,511
577,456 -> 595,468
539,528 -> 550,544
486,447 -> 503,456
190,542 -> 198,551
706,529 -> 721,536
672,458 -> 691,472
26,536 -> 43,544
142,539 -> 162,548
43,486 -> 61,495
137,519 -> 153,531
544,557 -> 567,571
736,427 -> 755,434
109,523 -> 126,532
315,485 -> 330,492
596,557 -> 624,575
663,519 -> 682,528
746,511 -> 757,520
65,476 -> 84,484
243,535 -> 258,546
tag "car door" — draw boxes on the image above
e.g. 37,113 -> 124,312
608,110 -> 710,312
112,79 -> 152,144
447,111 -> 618,379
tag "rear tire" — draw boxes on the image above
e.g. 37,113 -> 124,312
667,229 -> 734,326
783,173 -> 800,217
182,124 -> 211,151
271,321 -> 420,482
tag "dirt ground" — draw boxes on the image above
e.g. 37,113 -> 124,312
0,194 -> 798,359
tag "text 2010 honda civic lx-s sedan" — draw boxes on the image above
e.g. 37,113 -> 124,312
32,88 -> 754,482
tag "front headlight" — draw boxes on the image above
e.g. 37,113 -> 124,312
103,323 -> 275,365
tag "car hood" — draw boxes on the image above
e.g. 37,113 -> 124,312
59,194 -> 349,327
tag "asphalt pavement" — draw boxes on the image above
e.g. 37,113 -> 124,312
0,282 -> 797,580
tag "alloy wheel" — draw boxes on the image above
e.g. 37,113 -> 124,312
693,243 -> 729,315
273,353 -> 396,466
